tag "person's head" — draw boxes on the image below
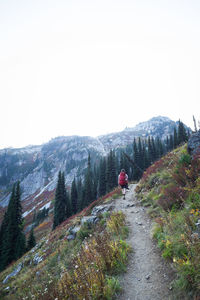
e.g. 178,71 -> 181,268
121,169 -> 125,173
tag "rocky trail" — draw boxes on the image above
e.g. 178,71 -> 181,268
114,184 -> 176,300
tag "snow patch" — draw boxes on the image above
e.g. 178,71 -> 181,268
39,202 -> 51,211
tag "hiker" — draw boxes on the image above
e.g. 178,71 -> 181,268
118,169 -> 129,199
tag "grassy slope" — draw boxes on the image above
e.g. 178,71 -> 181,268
135,144 -> 200,299
0,188 -> 131,300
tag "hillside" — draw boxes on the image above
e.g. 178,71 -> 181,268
0,188 -> 129,299
135,141 -> 200,299
0,130 -> 199,299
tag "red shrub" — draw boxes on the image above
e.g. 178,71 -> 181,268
157,184 -> 186,211
173,154 -> 200,188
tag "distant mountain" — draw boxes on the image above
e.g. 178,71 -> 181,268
0,116 -> 191,210
98,116 -> 190,150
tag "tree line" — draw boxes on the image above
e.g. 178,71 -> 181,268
53,121 -> 189,228
0,120 -> 189,270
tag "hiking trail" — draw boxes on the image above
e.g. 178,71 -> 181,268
114,183 -> 176,300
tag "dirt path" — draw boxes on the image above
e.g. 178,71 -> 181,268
114,184 -> 176,300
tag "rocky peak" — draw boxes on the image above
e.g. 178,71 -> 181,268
187,130 -> 200,157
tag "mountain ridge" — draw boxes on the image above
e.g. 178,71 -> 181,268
0,116 -> 191,209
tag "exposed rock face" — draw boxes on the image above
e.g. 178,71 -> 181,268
3,263 -> 23,284
0,136 -> 106,207
187,130 -> 200,156
98,116 -> 191,151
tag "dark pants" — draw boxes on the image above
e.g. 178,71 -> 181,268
120,184 -> 128,189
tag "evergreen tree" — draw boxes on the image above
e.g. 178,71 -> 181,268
173,127 -> 178,148
92,165 -> 98,200
106,150 -> 117,192
0,182 -> 26,271
142,143 -> 149,170
119,151 -> 130,177
137,137 -> 144,170
53,171 -> 67,229
27,227 -> 36,251
133,139 -> 140,180
98,157 -> 107,197
84,154 -> 93,205
0,211 -> 9,270
178,120 -> 188,145
71,178 -> 78,214
169,134 -> 174,150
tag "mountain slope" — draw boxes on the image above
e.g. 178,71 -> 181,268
135,143 -> 200,298
0,116 -> 191,213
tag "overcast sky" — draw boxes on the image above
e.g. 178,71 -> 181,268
0,0 -> 200,149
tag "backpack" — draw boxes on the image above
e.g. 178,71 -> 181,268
119,172 -> 127,185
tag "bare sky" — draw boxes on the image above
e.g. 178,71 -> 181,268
0,0 -> 200,149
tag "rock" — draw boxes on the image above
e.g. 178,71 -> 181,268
3,263 -> 23,284
33,253 -> 43,265
4,286 -> 10,293
91,204 -> 112,216
187,131 -> 200,156
145,274 -> 150,280
81,216 -> 99,226
36,271 -> 41,278
69,225 -> 81,235
66,234 -> 75,241
137,222 -> 143,226
191,232 -> 200,239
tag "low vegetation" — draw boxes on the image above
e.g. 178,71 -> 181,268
0,189 -> 130,300
136,144 -> 200,299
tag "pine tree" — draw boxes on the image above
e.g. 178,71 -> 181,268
84,154 -> 93,206
98,158 -> 107,197
178,120 -> 188,145
77,178 -> 83,211
92,165 -> 98,200
173,127 -> 178,148
133,139 -> 140,180
137,137 -> 144,170
106,150 -> 117,192
14,182 -> 26,259
142,143 -> 149,170
0,182 -> 26,271
53,171 -> 68,229
71,178 -> 78,214
169,134 -> 174,150
27,227 -> 36,251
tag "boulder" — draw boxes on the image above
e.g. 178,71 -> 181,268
66,234 -> 75,241
3,263 -> 23,284
81,216 -> 99,226
91,204 -> 113,216
69,225 -> 81,236
33,253 -> 43,265
187,131 -> 200,156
